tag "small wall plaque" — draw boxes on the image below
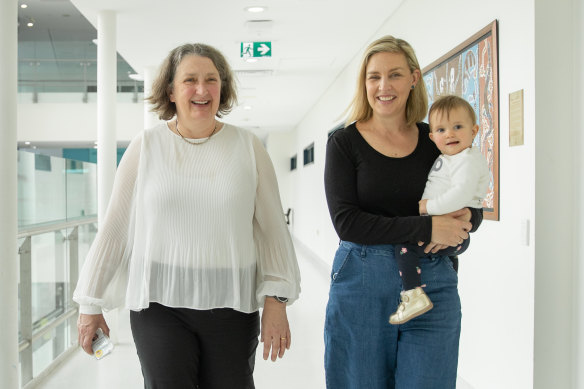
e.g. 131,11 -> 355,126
509,89 -> 524,146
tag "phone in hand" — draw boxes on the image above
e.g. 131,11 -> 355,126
92,328 -> 114,360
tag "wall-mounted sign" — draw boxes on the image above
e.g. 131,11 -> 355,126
241,42 -> 272,58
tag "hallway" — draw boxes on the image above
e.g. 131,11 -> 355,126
36,241 -> 329,389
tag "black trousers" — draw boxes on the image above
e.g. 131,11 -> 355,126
395,238 -> 469,290
130,303 -> 260,389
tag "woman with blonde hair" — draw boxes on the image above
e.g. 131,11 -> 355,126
324,36 -> 482,388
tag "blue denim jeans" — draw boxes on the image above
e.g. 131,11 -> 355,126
324,241 -> 461,389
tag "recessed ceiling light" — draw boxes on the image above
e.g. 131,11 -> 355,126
245,6 -> 267,13
21,4 -> 28,9
128,73 -> 144,81
27,20 -> 34,27
25,141 -> 31,145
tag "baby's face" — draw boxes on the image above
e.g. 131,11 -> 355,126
429,107 -> 478,155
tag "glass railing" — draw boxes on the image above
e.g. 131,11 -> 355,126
18,152 -> 97,226
18,55 -> 144,104
17,150 -> 98,387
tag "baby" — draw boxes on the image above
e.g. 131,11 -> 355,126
389,95 -> 489,325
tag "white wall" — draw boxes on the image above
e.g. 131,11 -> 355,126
534,0 -> 582,388
266,130 -> 295,216
269,0 -> 541,388
268,67 -> 357,264
17,102 -> 143,142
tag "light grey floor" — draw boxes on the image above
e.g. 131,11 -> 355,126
36,244 -> 329,389
33,243 -> 472,389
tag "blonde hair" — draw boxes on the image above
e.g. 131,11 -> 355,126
345,36 -> 427,127
146,43 -> 238,120
428,95 -> 477,130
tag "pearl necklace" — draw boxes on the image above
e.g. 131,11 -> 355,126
175,119 -> 217,145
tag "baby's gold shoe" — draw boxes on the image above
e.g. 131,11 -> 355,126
389,287 -> 433,325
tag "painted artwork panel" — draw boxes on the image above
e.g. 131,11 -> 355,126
478,36 -> 496,212
423,21 -> 499,220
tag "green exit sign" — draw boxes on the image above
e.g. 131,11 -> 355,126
241,41 -> 272,58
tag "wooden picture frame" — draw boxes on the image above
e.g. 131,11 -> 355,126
422,20 -> 500,221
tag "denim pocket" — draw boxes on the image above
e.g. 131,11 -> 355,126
330,246 -> 352,285
429,255 -> 459,287
443,256 -> 459,277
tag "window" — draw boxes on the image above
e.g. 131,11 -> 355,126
328,122 -> 346,139
34,154 -> 52,172
303,143 -> 314,166
290,154 -> 297,171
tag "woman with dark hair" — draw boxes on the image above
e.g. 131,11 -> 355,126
74,43 -> 301,388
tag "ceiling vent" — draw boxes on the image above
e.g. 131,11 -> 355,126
235,69 -> 274,77
244,19 -> 274,31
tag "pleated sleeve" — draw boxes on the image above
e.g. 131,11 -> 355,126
251,135 -> 301,306
73,133 -> 142,314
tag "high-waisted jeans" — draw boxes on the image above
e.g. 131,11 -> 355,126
324,241 -> 461,389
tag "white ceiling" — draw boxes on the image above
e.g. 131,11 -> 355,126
28,0 -> 404,135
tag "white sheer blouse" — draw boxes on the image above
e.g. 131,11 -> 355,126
73,123 -> 301,314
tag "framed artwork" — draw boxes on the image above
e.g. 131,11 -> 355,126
422,20 -> 500,221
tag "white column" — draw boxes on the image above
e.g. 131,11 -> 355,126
143,66 -> 159,129
96,10 -> 121,342
18,152 -> 36,225
97,11 -> 117,222
534,1 -> 577,388
574,0 -> 584,386
0,0 -> 19,387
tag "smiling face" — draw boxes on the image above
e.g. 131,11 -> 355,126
169,55 -> 221,122
429,106 -> 479,155
365,51 -> 420,120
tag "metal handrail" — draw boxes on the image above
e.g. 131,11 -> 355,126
18,308 -> 78,353
17,216 -> 97,239
18,80 -> 141,86
18,215 -> 99,385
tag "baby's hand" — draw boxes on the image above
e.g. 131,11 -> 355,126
419,199 -> 428,215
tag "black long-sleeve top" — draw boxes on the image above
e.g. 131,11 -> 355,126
324,122 -> 482,245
